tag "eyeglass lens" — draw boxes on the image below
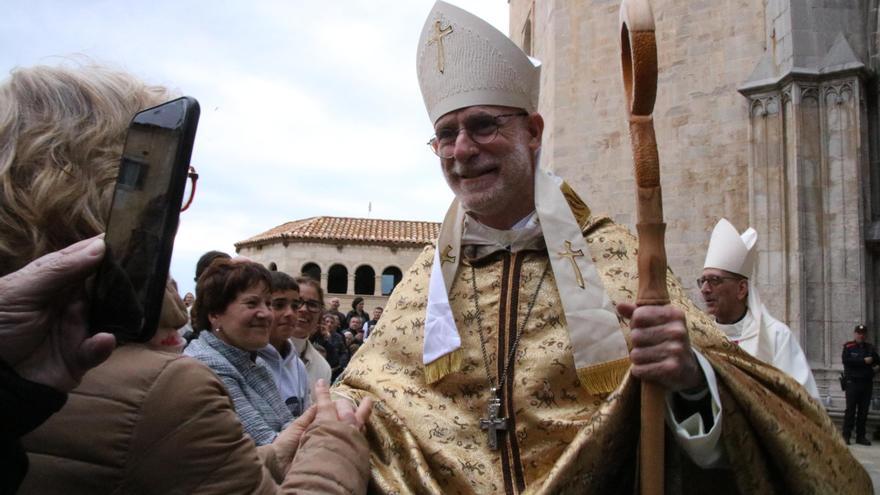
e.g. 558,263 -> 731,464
429,112 -> 527,158
696,276 -> 737,287
299,300 -> 322,312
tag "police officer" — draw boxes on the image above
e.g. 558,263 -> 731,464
842,324 -> 880,445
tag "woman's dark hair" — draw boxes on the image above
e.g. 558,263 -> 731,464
192,259 -> 272,332
351,296 -> 364,309
295,276 -> 324,305
270,271 -> 299,293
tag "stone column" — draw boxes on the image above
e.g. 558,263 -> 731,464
374,274 -> 383,296
736,0 -> 876,403
817,76 -> 872,367
740,63 -> 872,393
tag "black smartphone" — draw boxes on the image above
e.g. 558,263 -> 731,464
90,96 -> 200,342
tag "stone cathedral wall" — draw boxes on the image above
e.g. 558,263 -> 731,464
509,0 -> 765,305
509,0 -> 878,406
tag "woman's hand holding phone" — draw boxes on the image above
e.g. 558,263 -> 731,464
0,236 -> 116,391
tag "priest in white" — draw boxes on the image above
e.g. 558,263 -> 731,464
701,218 -> 820,399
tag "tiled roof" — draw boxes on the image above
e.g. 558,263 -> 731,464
235,216 -> 440,249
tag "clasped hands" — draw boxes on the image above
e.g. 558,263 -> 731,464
273,379 -> 372,468
617,302 -> 705,393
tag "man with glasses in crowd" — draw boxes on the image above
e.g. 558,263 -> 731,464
333,2 -> 863,493
701,218 -> 818,397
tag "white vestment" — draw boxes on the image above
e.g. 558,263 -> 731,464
717,308 -> 820,399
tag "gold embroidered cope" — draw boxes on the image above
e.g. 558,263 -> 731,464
333,193 -> 869,494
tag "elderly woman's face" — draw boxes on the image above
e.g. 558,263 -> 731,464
209,282 -> 272,351
292,283 -> 321,339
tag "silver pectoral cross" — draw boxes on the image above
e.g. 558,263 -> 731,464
479,387 -> 508,450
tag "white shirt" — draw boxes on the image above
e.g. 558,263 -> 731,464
257,340 -> 310,417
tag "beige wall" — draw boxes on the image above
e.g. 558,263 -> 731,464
509,0 -> 879,405
510,0 -> 765,304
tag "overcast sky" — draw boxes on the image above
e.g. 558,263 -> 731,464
1,1 -> 509,296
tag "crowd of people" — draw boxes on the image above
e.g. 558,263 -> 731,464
1,1 -> 875,493
175,252 -> 384,427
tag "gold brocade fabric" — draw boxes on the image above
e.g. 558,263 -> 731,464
334,212 -> 871,494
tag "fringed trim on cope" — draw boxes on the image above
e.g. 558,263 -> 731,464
424,349 -> 464,384
577,357 -> 631,395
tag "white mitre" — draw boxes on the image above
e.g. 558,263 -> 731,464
704,218 -> 776,362
416,0 -> 541,123
703,218 -> 757,277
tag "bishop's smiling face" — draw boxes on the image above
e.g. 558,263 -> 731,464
434,105 -> 543,230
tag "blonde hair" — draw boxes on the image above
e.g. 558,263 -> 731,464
0,63 -> 174,276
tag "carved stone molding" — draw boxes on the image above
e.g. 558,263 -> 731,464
741,69 -> 871,370
748,94 -> 779,118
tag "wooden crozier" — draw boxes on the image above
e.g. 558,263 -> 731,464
619,1 -> 668,494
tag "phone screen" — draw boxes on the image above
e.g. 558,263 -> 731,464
90,97 -> 199,342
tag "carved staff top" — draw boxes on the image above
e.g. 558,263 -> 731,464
619,1 -> 668,494
620,0 -> 668,306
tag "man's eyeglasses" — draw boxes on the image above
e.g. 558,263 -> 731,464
427,112 -> 528,159
270,298 -> 322,312
298,299 -> 323,313
696,275 -> 742,288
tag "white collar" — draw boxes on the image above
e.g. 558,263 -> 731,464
716,308 -> 754,341
461,211 -> 544,254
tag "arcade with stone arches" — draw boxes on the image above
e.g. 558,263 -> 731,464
235,217 -> 438,311
302,261 -> 404,297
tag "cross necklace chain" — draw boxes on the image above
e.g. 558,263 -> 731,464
471,260 -> 551,450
